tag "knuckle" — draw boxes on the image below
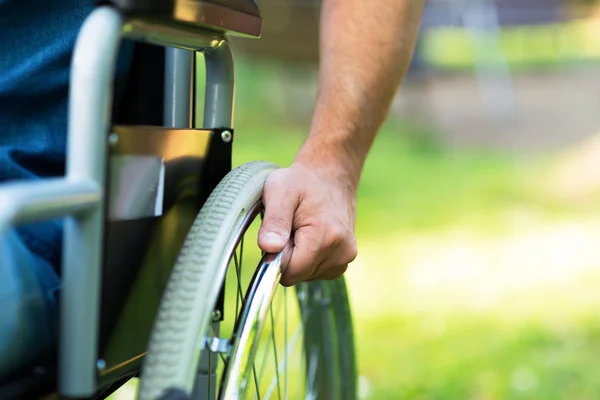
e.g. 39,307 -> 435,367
323,221 -> 346,246
267,168 -> 287,183
323,222 -> 356,257
345,237 -> 358,263
264,170 -> 290,196
334,236 -> 357,266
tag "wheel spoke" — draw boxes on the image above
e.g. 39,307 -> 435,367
264,323 -> 304,400
239,235 -> 245,274
233,250 -> 243,319
284,287 -> 288,400
266,288 -> 312,400
256,292 -> 286,386
253,365 -> 261,400
270,302 -> 282,399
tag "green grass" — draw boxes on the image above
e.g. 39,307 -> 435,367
356,314 -> 600,400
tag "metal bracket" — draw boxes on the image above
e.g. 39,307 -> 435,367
207,337 -> 233,354
203,128 -> 234,322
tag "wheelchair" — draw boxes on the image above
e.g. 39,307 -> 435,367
0,1 -> 356,399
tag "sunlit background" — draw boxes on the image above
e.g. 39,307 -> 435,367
112,0 -> 600,398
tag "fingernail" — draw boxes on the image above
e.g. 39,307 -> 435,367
262,232 -> 284,246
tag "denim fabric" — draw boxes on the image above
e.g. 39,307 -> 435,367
0,230 -> 60,378
0,0 -> 133,267
0,0 -> 133,377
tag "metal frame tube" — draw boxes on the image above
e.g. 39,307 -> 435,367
164,48 -> 193,128
60,6 -> 124,396
193,36 -> 235,399
201,40 -> 235,129
0,179 -> 99,233
123,18 -> 220,51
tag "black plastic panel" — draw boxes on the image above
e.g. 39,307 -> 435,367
97,127 -> 232,386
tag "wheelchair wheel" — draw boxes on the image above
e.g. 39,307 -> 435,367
138,161 -> 357,400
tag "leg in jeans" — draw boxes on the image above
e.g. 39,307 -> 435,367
0,229 -> 60,379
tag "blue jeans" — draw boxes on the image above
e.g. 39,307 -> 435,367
0,0 -> 132,378
0,230 -> 60,378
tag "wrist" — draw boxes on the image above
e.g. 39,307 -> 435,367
294,136 -> 363,193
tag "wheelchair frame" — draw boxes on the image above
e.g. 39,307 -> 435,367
0,3 -> 255,397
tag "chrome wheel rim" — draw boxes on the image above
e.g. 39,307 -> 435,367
200,204 -> 334,400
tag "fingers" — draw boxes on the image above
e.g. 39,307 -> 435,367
279,229 -> 323,286
259,164 -> 358,287
258,171 -> 298,254
280,225 -> 357,287
279,237 -> 295,274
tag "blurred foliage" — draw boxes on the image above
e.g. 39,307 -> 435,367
422,20 -> 600,71
231,57 -> 592,237
568,0 -> 600,4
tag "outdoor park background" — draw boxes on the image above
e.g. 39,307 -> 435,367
112,0 -> 600,398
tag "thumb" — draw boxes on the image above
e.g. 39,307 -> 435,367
258,180 -> 297,254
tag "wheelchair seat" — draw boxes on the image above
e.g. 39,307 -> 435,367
107,0 -> 262,38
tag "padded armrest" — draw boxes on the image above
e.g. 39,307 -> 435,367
104,0 -> 261,38
202,0 -> 260,17
102,0 -> 175,15
105,0 -> 259,17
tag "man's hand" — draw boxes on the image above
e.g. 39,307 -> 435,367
256,0 -> 424,285
258,163 -> 357,286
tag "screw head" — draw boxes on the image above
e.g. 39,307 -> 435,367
212,309 -> 222,321
221,130 -> 232,143
108,133 -> 119,146
97,359 -> 106,371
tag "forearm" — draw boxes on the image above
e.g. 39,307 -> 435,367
296,0 -> 425,188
